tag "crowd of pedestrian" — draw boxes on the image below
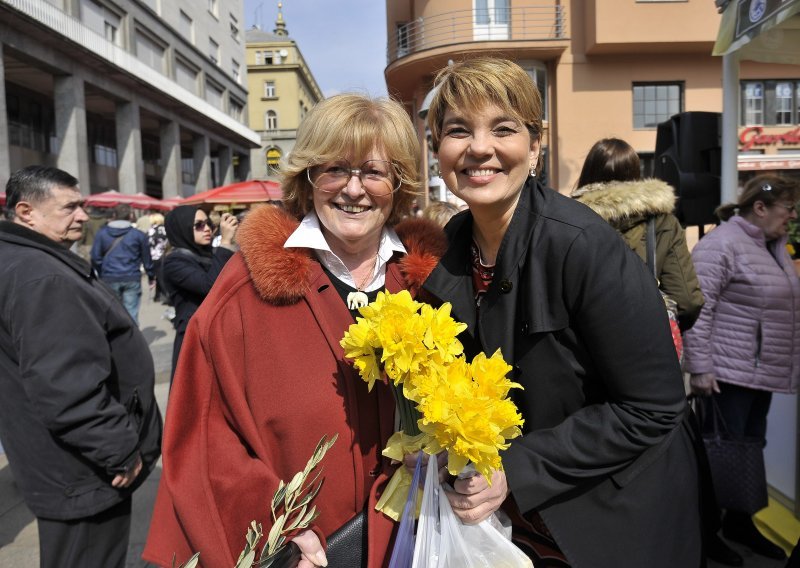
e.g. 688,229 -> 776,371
1,55 -> 800,568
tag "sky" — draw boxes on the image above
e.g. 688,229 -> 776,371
243,0 -> 389,97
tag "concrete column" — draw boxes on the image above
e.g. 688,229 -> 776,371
218,145 -> 233,186
160,120 -> 182,198
238,152 -> 251,181
115,101 -> 144,195
721,52 -> 740,205
54,75 -> 90,191
0,44 -> 10,188
193,135 -> 211,192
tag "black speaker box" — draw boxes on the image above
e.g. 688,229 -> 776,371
654,111 -> 722,226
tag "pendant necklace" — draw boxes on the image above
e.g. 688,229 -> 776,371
346,251 -> 379,310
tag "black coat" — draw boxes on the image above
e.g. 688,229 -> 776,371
0,221 -> 162,520
422,180 -> 702,567
162,246 -> 234,374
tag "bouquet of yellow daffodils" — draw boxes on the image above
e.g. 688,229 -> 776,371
340,290 -> 524,520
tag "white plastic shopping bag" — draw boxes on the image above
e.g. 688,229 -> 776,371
411,456 -> 442,567
412,457 -> 532,568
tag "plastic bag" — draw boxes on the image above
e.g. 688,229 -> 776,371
412,455 -> 442,567
388,453 -> 423,568
412,458 -> 532,568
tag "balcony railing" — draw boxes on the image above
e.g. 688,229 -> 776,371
1,0 -> 259,146
389,5 -> 568,63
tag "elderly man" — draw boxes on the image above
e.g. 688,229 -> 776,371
0,166 -> 162,568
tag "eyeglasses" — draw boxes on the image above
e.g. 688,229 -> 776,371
773,202 -> 798,213
307,159 -> 401,197
193,219 -> 214,231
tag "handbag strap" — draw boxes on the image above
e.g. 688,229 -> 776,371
645,217 -> 657,280
707,396 -> 733,437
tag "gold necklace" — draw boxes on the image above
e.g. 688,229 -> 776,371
346,252 -> 379,310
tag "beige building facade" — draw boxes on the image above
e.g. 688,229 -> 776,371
385,0 -> 800,203
245,6 -> 322,181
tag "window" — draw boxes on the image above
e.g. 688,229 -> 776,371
396,22 -> 410,56
773,82 -> 794,125
266,147 -> 282,175
232,59 -> 240,83
178,10 -> 193,42
135,31 -> 166,73
230,20 -> 240,42
81,0 -> 121,45
740,80 -> 800,126
208,0 -> 218,17
632,83 -> 682,129
175,59 -> 199,93
87,112 -> 117,167
230,99 -> 244,121
181,157 -> 194,184
475,0 -> 509,25
255,50 -> 277,65
299,102 -> 308,120
206,81 -> 223,109
523,63 -> 548,121
742,81 -> 764,125
209,38 -> 219,64
264,80 -> 276,98
265,110 -> 278,131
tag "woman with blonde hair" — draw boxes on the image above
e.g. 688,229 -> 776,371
420,57 -> 702,567
143,94 -> 446,568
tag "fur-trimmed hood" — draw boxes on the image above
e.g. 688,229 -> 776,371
235,204 -> 447,305
571,179 -> 677,230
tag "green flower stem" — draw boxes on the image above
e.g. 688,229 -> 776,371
391,381 -> 421,436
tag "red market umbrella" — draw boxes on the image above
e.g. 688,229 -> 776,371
0,193 -> 5,207
180,180 -> 282,205
84,190 -> 176,210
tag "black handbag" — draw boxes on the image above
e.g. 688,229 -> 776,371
266,510 -> 366,568
325,510 -> 366,568
701,398 -> 768,514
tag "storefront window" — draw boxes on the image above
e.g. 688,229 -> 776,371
741,80 -> 800,126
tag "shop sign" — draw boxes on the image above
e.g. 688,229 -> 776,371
739,126 -> 800,151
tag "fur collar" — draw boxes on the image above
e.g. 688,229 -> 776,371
571,178 -> 676,224
236,204 -> 447,305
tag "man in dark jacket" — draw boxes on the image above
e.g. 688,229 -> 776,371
0,166 -> 162,568
91,202 -> 154,323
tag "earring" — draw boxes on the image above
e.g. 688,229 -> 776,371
529,165 -> 537,178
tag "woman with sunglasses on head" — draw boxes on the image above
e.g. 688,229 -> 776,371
684,173 -> 800,561
143,94 -> 446,568
161,205 -> 238,379
420,57 -> 703,567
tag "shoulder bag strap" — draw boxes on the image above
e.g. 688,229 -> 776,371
103,235 -> 125,259
645,217 -> 657,280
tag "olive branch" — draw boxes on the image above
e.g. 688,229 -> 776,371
173,433 -> 338,568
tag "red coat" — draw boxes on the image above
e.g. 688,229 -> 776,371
143,205 -> 445,568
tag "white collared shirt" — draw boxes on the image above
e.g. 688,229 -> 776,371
283,211 -> 406,291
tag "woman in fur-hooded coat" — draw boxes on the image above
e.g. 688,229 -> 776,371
573,178 -> 704,331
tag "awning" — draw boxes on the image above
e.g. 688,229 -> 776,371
714,0 -> 800,64
83,190 -> 177,210
738,154 -> 800,170
180,179 -> 282,205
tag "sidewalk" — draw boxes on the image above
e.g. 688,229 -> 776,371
0,288 -> 174,567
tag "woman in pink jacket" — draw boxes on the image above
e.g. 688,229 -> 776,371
684,173 -> 800,561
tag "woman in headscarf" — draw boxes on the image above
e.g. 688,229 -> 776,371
162,205 -> 238,378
